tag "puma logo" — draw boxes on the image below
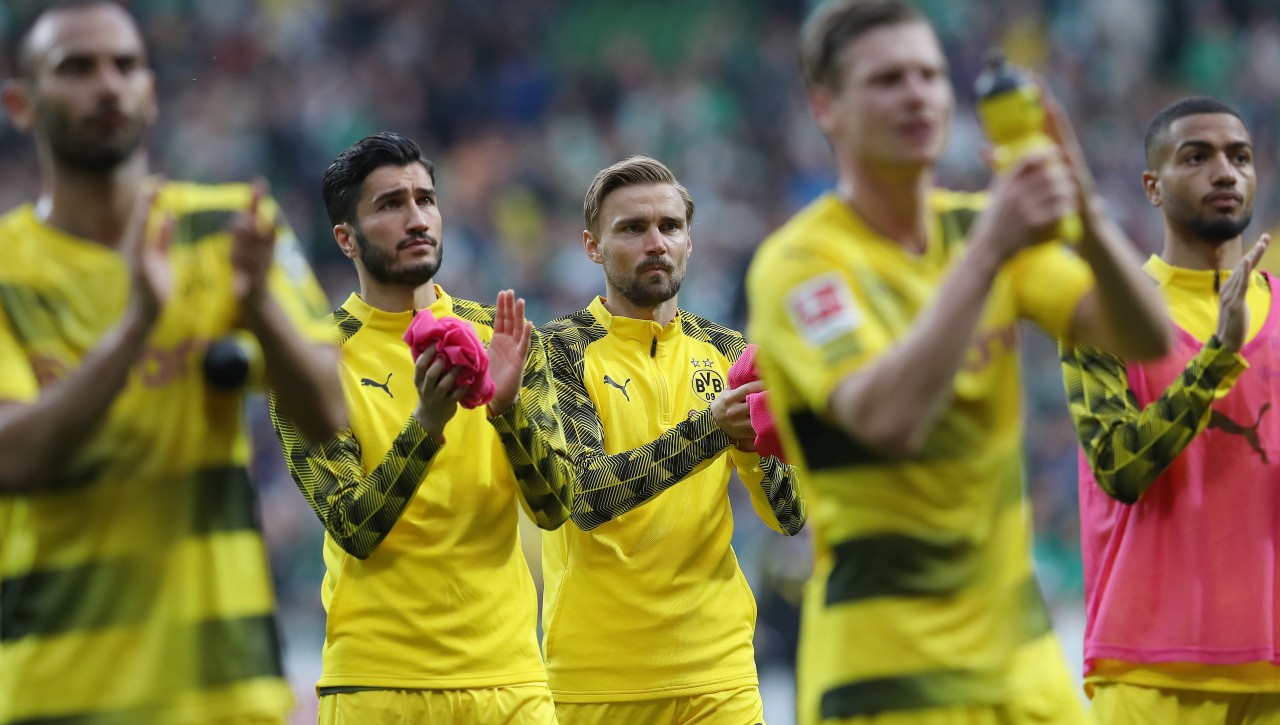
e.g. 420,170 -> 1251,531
603,375 -> 631,401
360,372 -> 393,397
1208,402 -> 1271,463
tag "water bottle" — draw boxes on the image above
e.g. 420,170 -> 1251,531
974,49 -> 1081,244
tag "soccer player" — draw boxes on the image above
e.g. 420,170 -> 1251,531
1062,97 -> 1280,723
270,131 -> 570,724
744,1 -> 1171,723
538,155 -> 806,725
0,1 -> 344,723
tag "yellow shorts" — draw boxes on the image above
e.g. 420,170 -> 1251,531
1089,682 -> 1280,725
317,685 -> 558,724
820,635 -> 1084,725
555,685 -> 764,725
206,714 -> 285,725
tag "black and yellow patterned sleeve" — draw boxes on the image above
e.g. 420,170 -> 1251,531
538,314 -> 735,530
269,395 -> 442,559
731,449 -> 806,535
489,329 -> 573,531
448,299 -> 572,530
1060,337 -> 1246,503
694,314 -> 805,536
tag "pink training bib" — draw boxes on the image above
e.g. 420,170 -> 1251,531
1079,273 -> 1280,673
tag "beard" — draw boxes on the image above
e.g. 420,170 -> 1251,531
41,104 -> 148,173
1180,210 -> 1254,242
354,226 -> 441,287
605,256 -> 684,308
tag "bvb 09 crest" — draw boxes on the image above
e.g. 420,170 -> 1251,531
691,367 -> 724,403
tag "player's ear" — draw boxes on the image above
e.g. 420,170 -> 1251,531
1142,170 -> 1162,207
334,223 -> 358,260
809,86 -> 837,136
584,229 -> 603,265
1,80 -> 35,132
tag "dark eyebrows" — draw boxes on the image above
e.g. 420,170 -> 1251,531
1174,139 -> 1254,156
370,185 -> 435,206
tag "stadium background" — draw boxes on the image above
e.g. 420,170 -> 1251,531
2,0 -> 1278,722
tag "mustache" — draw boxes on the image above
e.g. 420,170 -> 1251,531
397,232 -> 439,250
1203,189 -> 1243,205
636,258 -> 674,274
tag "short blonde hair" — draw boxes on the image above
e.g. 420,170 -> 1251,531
583,155 -> 695,235
800,0 -> 927,90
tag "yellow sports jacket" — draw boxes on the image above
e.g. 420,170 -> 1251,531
539,296 -> 806,701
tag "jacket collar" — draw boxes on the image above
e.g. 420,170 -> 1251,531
343,284 -> 453,331
586,296 -> 683,346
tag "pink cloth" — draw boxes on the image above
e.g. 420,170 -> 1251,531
402,309 -> 495,409
1078,272 -> 1280,673
727,343 -> 786,461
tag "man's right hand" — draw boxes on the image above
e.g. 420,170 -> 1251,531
974,151 -> 1078,262
411,343 -> 468,441
1217,233 -> 1271,352
711,380 -> 763,443
122,181 -> 173,326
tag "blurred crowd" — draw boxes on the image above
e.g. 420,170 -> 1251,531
4,0 -> 1280,720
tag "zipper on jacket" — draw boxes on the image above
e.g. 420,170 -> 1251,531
649,335 -> 671,424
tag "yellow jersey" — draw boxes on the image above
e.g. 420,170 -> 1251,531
0,182 -> 332,724
270,288 -> 570,693
539,296 -> 806,702
746,191 -> 1093,721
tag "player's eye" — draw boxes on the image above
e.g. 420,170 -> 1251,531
59,57 -> 94,76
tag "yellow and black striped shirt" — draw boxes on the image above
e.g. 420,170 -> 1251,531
747,191 -> 1093,722
270,288 -> 570,692
539,296 -> 805,701
0,183 -> 332,724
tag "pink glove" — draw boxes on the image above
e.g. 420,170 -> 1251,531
403,309 -> 496,409
726,343 -> 787,462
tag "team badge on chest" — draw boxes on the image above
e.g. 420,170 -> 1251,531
691,365 -> 724,403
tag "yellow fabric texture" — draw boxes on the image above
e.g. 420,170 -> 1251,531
1089,682 -> 1280,725
555,684 -> 764,725
1079,255 -> 1279,693
271,288 -> 564,692
317,685 -> 558,724
540,297 -> 805,702
1144,254 -> 1271,345
746,191 -> 1092,721
814,634 -> 1083,725
0,182 -> 332,724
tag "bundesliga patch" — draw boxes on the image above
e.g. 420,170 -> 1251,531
785,273 -> 861,344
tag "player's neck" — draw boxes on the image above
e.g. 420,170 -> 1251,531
839,163 -> 934,254
359,279 -> 437,314
1160,225 -> 1242,271
37,154 -> 149,248
602,291 -> 679,327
